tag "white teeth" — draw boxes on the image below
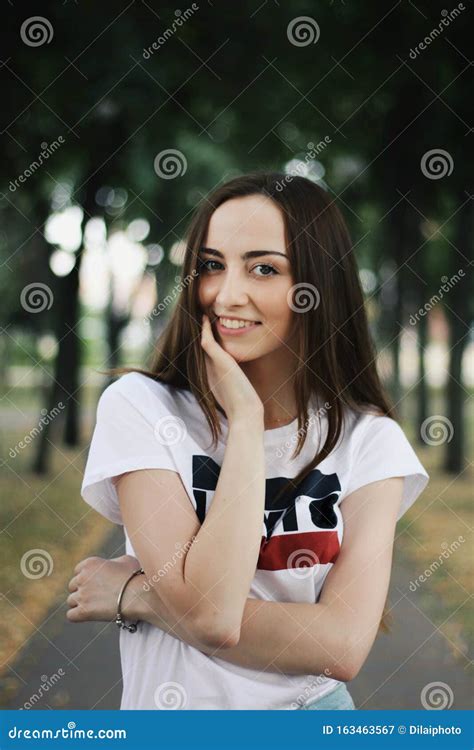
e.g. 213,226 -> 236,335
219,317 -> 257,329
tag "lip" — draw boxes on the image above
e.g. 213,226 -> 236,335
215,317 -> 262,336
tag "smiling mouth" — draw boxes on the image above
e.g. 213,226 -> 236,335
217,316 -> 262,329
213,317 -> 262,335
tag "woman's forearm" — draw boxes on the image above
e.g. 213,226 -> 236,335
182,416 -> 266,636
208,599 -> 342,677
126,580 -> 348,679
123,577 -> 206,650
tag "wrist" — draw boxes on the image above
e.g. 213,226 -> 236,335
120,573 -> 148,621
228,413 -> 264,432
122,577 -> 176,632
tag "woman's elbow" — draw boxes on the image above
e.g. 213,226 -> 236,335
332,643 -> 366,682
192,611 -> 241,650
207,627 -> 241,650
332,661 -> 360,683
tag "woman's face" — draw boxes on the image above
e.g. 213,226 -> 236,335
197,194 -> 296,363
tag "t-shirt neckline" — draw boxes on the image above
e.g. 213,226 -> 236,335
216,394 -> 321,445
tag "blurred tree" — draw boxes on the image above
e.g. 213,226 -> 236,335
1,0 -> 470,474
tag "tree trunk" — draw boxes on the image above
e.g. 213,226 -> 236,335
33,180 -> 99,473
444,199 -> 472,474
445,315 -> 466,473
415,300 -> 429,443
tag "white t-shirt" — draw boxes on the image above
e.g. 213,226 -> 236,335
81,371 -> 429,710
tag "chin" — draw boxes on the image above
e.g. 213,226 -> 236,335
224,349 -> 255,363
225,342 -> 279,364
219,340 -> 257,361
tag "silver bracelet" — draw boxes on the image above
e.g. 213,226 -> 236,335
115,567 -> 145,633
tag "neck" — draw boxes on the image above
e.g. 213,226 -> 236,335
239,348 -> 299,427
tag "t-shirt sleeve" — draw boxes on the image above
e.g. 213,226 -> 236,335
344,415 -> 429,521
81,379 -> 178,525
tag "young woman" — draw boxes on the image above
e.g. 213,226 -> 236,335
66,172 -> 429,710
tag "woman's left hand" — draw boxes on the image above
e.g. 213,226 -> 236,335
66,554 -> 141,623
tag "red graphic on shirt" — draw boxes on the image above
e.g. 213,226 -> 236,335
192,456 -> 342,573
257,531 -> 340,571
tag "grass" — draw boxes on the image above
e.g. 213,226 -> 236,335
393,384 -> 473,665
395,441 -> 473,663
0,388 -> 115,698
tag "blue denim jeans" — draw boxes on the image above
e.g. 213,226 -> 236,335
300,682 -> 356,710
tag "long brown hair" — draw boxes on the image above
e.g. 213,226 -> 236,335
110,171 -> 396,633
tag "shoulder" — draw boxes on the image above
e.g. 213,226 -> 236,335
97,372 -> 181,421
343,404 -> 403,444
339,403 -> 429,517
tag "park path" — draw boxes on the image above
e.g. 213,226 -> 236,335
3,526 -> 472,710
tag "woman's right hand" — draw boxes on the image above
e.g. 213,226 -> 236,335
200,314 -> 263,424
66,554 -> 141,623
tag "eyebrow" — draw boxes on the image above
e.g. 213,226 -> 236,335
199,246 -> 288,261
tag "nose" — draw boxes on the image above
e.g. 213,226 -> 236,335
214,267 -> 249,307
